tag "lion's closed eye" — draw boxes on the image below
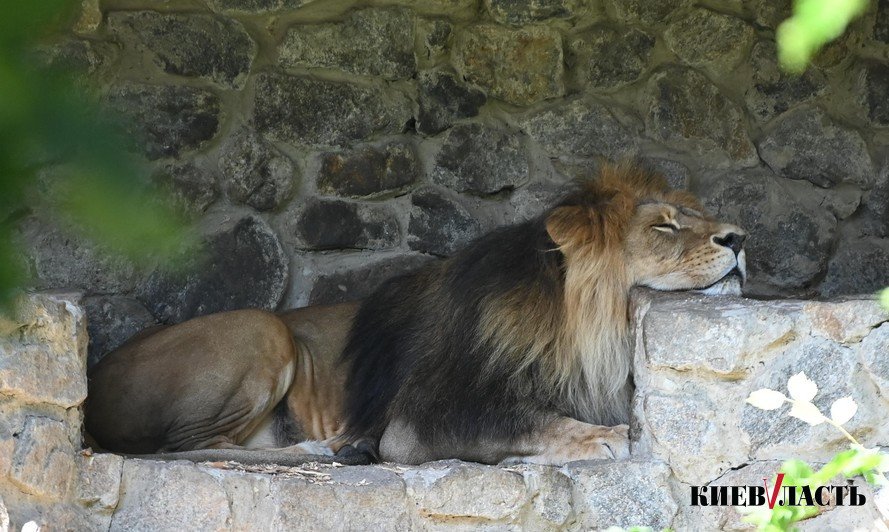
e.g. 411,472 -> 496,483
652,223 -> 679,233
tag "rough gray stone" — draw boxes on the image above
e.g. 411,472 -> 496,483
645,66 -> 756,162
861,323 -> 889,397
508,182 -> 564,222
10,416 -> 77,500
641,157 -> 691,190
403,461 -> 527,521
820,238 -> 889,297
296,199 -> 401,251
38,38 -> 117,79
77,453 -> 124,513
484,0 -> 578,25
452,24 -> 564,106
105,83 -> 220,160
566,460 -> 678,530
253,72 -> 411,148
0,293 -> 87,408
758,106 -> 874,188
856,164 -> 889,238
18,217 -> 140,294
519,97 -> 638,159
82,296 -> 156,367
569,25 -> 654,90
280,7 -> 415,80
745,40 -> 826,122
664,8 -> 755,74
432,123 -> 529,194
602,0 -> 686,25
309,254 -> 434,305
152,162 -> 218,216
317,142 -> 419,197
417,70 -> 487,135
110,460 -> 230,532
408,187 -> 481,256
701,168 -> 837,289
107,12 -> 256,88
418,18 -> 452,60
862,60 -> 889,127
139,216 -> 288,323
751,0 -> 792,28
208,0 -> 305,13
876,0 -> 889,42
219,128 -> 296,211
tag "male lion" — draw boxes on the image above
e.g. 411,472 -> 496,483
85,163 -> 746,465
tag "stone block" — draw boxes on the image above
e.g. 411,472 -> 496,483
417,70 -> 486,135
104,83 -> 220,160
309,254 -> 434,305
484,0 -> 581,25
107,12 -> 256,88
139,216 -> 288,323
745,41 -> 825,122
758,106 -> 874,188
295,199 -> 401,251
408,187 -> 481,256
82,295 -> 156,367
10,417 -> 77,500
280,7 -> 415,80
253,72 -> 411,148
602,0 -> 686,25
432,123 -> 529,194
317,142 -> 419,198
152,162 -> 219,217
452,24 -> 563,106
568,25 -> 654,90
820,238 -> 889,297
220,128 -> 296,212
664,8 -> 755,75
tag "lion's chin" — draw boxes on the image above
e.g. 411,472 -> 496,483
695,271 -> 744,297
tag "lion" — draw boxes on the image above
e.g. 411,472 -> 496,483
85,163 -> 747,466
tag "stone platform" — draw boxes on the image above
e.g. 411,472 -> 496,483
1,291 -> 887,530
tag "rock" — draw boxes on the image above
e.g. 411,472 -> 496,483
601,0 -> 686,25
640,158 -> 691,190
804,299 -> 889,344
317,142 -> 419,197
404,461 -> 527,520
296,199 -> 401,251
309,254 -> 434,305
566,460 -> 677,530
152,162 -> 218,216
452,24 -> 564,106
757,106 -> 874,188
432,123 -> 529,194
644,66 -> 755,163
18,217 -> 140,294
139,216 -> 288,323
418,19 -> 452,60
517,466 -> 574,528
82,296 -> 156,367
10,417 -> 77,500
74,0 -> 102,34
701,168 -> 837,289
208,0 -> 305,13
745,40 -> 826,122
107,12 -> 256,89
664,8 -> 755,74
417,70 -> 487,135
408,187 -> 481,256
104,83 -> 220,160
280,7 -> 415,80
568,25 -> 654,90
508,182 -> 565,222
856,165 -> 889,238
876,0 -> 889,43
751,0 -> 792,28
819,238 -> 889,297
0,497 -> 7,532
861,60 -> 889,127
0,293 -> 87,408
861,323 -> 889,397
519,97 -> 638,159
253,72 -> 411,148
484,0 -> 578,25
219,128 -> 296,211
110,460 -> 230,532
77,453 -> 124,512
38,38 -> 117,79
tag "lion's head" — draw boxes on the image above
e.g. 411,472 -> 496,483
546,163 -> 747,298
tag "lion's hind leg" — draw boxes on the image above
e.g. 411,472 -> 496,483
500,417 -> 630,466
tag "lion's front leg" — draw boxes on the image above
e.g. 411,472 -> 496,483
501,417 -> 630,466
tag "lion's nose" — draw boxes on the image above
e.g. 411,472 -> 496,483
712,232 -> 746,255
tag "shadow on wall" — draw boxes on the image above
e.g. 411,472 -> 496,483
15,0 -> 889,366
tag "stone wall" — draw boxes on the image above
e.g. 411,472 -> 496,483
18,0 -> 889,365
1,292 -> 886,530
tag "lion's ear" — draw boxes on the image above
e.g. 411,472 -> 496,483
545,206 -> 592,248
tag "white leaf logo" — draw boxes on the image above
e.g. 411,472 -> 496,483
788,401 -> 825,426
829,397 -> 858,425
746,389 -> 787,410
787,372 -> 818,402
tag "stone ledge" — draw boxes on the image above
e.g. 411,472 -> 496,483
2,292 -> 888,530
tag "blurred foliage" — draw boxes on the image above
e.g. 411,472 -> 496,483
0,0 -> 190,311
880,288 -> 889,311
777,0 -> 869,73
